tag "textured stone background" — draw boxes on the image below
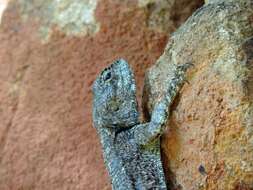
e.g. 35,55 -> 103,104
0,0 -> 203,189
0,0 -> 8,24
144,0 -> 253,189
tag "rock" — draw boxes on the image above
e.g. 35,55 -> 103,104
144,0 -> 253,189
138,0 -> 203,33
0,0 -> 203,189
0,0 -> 8,24
18,0 -> 100,39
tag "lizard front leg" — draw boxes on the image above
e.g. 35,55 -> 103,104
134,63 -> 193,145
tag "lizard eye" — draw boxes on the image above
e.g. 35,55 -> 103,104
104,71 -> 112,81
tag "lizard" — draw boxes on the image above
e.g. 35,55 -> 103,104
92,59 -> 191,190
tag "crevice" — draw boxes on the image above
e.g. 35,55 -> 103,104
0,65 -> 30,164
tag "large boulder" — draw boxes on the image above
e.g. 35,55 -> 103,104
0,0 -> 202,189
144,0 -> 253,189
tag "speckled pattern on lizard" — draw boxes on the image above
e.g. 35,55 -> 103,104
92,59 -> 191,190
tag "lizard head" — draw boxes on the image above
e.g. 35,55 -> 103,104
92,59 -> 139,129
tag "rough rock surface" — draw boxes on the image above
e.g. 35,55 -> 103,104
144,0 -> 253,189
0,0 -> 203,189
138,0 -> 204,33
0,0 -> 8,24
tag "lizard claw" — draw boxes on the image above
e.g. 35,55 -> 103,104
185,79 -> 190,84
177,62 -> 194,72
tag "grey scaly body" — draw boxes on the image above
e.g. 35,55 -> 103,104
92,59 -> 191,190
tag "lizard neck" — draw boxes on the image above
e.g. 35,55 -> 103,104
97,126 -> 115,146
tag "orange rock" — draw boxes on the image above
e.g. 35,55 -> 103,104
144,0 -> 253,189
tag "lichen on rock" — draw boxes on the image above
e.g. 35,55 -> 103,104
138,0 -> 203,33
0,0 -> 9,24
143,0 -> 253,189
18,0 -> 99,40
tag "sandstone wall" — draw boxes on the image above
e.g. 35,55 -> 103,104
0,0 -> 202,189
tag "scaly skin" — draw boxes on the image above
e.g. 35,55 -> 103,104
92,59 -> 191,190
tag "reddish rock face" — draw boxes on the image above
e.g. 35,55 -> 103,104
144,1 -> 253,189
0,0 -> 202,189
